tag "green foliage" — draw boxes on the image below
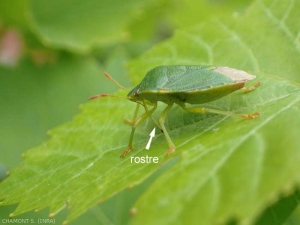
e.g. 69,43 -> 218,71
167,0 -> 253,29
0,56 -> 105,167
0,0 -> 299,224
28,0 -> 155,52
127,0 -> 300,224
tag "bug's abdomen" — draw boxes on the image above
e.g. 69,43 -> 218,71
140,82 -> 245,105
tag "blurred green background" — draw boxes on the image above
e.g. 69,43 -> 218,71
0,0 -> 299,224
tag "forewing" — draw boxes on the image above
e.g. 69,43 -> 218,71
139,65 -> 235,92
165,66 -> 236,91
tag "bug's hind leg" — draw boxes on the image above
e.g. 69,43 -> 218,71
241,81 -> 261,93
180,104 -> 259,119
120,103 -> 157,158
159,104 -> 175,156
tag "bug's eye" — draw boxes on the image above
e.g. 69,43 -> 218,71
134,90 -> 139,97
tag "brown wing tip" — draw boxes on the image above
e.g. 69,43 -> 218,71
214,67 -> 256,82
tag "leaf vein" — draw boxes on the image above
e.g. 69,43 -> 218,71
214,20 -> 260,72
280,0 -> 294,24
259,1 -> 299,52
180,31 -> 214,64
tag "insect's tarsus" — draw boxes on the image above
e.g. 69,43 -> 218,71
241,81 -> 261,93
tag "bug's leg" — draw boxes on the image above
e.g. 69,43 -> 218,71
241,81 -> 261,93
120,102 -> 157,158
124,104 -> 140,125
181,104 -> 259,119
124,102 -> 162,131
158,104 -> 175,156
143,102 -> 163,132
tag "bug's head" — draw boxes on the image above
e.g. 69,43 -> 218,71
127,85 -> 141,102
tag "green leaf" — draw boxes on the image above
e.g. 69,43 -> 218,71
128,0 -> 300,84
26,0 -> 155,52
126,0 -> 300,224
285,202 -> 300,225
255,190 -> 300,225
167,0 -> 253,29
0,56 -> 105,168
0,0 -> 300,224
0,1 -> 29,29
0,158 -> 177,225
0,92 -> 176,223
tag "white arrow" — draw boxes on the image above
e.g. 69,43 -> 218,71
145,128 -> 156,150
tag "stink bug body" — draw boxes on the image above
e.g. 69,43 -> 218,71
90,65 -> 260,157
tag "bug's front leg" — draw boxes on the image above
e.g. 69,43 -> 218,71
120,102 -> 157,158
124,104 -> 140,125
123,102 -> 162,132
158,104 -> 175,156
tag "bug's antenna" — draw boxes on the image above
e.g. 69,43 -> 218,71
104,72 -> 129,91
89,94 -> 130,100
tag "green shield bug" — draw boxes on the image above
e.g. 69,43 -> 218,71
90,65 -> 260,157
